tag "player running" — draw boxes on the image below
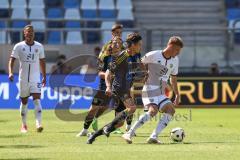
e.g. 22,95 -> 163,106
86,33 -> 143,144
122,36 -> 183,144
8,25 -> 46,133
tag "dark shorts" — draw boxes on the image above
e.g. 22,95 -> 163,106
91,90 -> 112,106
112,90 -> 133,113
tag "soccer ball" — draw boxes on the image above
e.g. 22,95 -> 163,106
170,127 -> 185,142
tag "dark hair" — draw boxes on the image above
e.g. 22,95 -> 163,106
126,32 -> 142,47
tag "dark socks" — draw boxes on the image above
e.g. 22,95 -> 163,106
83,114 -> 94,129
126,114 -> 133,125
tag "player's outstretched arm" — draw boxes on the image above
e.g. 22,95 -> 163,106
8,57 -> 15,81
170,75 -> 180,106
105,69 -> 112,96
40,58 -> 46,87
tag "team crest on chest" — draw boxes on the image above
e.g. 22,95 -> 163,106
35,48 -> 38,53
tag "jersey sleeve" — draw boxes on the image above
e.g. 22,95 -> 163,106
141,52 -> 153,64
10,44 -> 19,59
171,57 -> 179,76
39,45 -> 45,59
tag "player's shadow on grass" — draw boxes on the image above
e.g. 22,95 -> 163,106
0,120 -> 8,123
0,134 -> 23,138
0,145 -> 44,149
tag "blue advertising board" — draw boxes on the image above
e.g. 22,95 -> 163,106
0,74 -> 100,109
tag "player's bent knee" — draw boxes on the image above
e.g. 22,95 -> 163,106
162,104 -> 175,116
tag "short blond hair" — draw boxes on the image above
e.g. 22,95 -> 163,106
168,36 -> 183,48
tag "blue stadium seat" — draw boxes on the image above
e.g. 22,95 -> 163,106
0,0 -> 10,9
64,8 -> 81,20
81,0 -> 97,9
234,33 -> 240,43
31,21 -> 45,32
86,21 -> 99,28
0,9 -> 10,18
117,9 -> 134,20
47,8 -> 64,28
12,20 -> 28,28
11,8 -> 27,19
99,0 -> 115,9
116,0 -> 133,9
11,0 -> 27,8
102,31 -> 111,44
82,10 -> 97,18
225,0 -> 238,8
227,9 -> 240,20
47,8 -> 63,18
99,10 -> 116,19
0,31 -> 6,44
48,31 -> 62,44
0,21 -> 6,28
86,31 -> 100,43
45,0 -> 62,7
11,21 -> 28,43
101,21 -> 115,29
29,8 -> 45,20
35,32 -> 45,43
28,0 -> 45,9
64,0 -> 80,8
66,31 -> 83,44
65,21 -> 81,28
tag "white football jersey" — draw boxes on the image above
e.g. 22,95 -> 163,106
11,41 -> 45,83
141,50 -> 178,96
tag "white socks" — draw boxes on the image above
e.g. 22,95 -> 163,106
33,99 -> 42,128
20,103 -> 28,126
150,113 -> 172,139
129,112 -> 151,135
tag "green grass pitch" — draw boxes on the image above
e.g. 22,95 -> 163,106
0,109 -> 240,160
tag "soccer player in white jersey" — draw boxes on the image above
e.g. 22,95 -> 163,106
8,25 -> 46,133
122,36 -> 183,144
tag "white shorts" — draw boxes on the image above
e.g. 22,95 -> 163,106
19,81 -> 41,98
142,95 -> 172,111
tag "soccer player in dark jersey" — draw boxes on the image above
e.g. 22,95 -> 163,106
87,33 -> 143,144
76,32 -> 123,137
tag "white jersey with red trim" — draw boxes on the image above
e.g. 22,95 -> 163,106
11,41 -> 45,83
141,50 -> 178,96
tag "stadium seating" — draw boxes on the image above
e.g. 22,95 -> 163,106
227,9 -> 240,20
11,0 -> 27,8
116,0 -> 133,9
102,31 -> 112,44
65,21 -> 81,28
0,21 -> 6,28
29,8 -> 45,20
11,8 -> 27,19
31,21 -> 46,30
47,8 -> 64,28
101,21 -> 115,43
0,0 -> 135,44
66,31 -> 83,44
81,0 -> 97,18
0,0 -> 10,9
0,9 -> 10,18
28,0 -> 45,9
64,0 -> 80,9
64,8 -> 81,20
0,31 -> 6,44
45,0 -> 61,7
48,31 -> 62,44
